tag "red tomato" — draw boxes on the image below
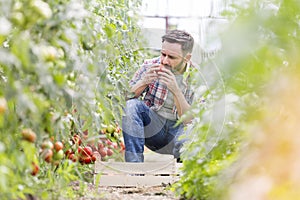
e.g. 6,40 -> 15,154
78,146 -> 93,157
107,148 -> 113,156
65,149 -> 73,156
68,153 -> 77,162
91,152 -> 99,162
31,162 -> 39,176
84,156 -> 92,164
54,141 -> 64,152
98,140 -> 104,149
21,128 -> 37,143
91,155 -> 97,162
99,148 -> 107,158
85,146 -> 93,156
41,149 -> 53,163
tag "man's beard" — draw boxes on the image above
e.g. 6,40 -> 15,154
164,59 -> 185,74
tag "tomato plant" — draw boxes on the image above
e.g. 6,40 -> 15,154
0,0 -> 144,199
173,0 -> 300,199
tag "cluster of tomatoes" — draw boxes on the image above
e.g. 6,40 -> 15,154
21,128 -> 66,176
40,140 -> 64,164
64,122 -> 125,164
65,134 -> 99,164
96,123 -> 125,160
21,123 -> 125,176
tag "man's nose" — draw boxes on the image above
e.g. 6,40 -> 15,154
161,56 -> 170,65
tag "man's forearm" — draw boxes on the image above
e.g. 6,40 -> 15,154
130,80 -> 148,97
173,90 -> 193,123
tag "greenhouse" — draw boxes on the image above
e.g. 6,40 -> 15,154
0,0 -> 299,199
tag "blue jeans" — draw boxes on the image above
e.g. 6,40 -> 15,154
122,99 -> 185,162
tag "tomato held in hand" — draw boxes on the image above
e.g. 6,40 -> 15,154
159,65 -> 164,72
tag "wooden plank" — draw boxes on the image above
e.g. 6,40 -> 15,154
95,160 -> 176,175
96,174 -> 180,187
144,153 -> 175,162
93,152 -> 183,187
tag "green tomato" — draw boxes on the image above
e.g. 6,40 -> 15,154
107,124 -> 115,134
41,140 -> 54,149
54,149 -> 64,160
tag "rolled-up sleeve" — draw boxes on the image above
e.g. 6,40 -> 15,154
129,64 -> 148,86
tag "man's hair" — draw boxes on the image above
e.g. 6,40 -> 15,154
162,29 -> 194,55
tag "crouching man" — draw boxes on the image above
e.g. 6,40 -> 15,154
122,29 -> 195,162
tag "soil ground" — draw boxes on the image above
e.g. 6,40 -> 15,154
71,181 -> 180,200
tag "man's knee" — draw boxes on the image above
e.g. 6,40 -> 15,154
124,99 -> 142,114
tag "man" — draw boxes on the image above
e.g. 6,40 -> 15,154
122,29 -> 195,162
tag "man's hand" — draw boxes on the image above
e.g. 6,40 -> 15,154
157,65 -> 192,121
157,66 -> 179,94
130,64 -> 159,97
141,65 -> 159,85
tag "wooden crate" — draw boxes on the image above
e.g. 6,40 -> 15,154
94,153 -> 182,187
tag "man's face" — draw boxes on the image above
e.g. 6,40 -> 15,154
160,41 -> 187,74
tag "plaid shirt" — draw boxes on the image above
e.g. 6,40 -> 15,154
130,57 -> 194,119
